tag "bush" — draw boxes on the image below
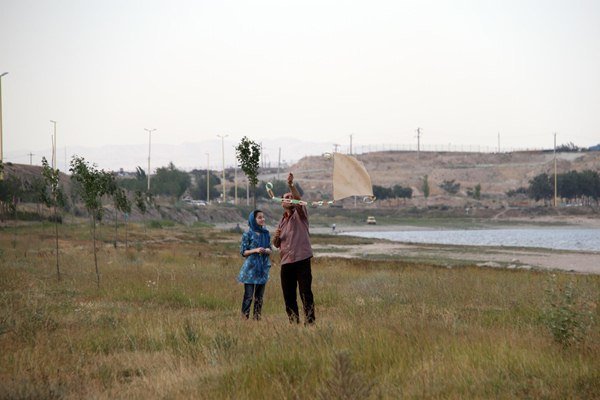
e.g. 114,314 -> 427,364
147,219 -> 177,229
543,275 -> 594,348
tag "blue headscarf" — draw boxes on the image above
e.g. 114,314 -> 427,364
248,210 -> 270,249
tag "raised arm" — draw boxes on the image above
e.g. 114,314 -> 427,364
288,172 -> 301,200
287,172 -> 308,220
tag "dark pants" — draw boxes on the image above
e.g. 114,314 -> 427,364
280,258 -> 315,324
241,283 -> 265,320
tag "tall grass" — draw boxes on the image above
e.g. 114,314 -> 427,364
0,222 -> 598,399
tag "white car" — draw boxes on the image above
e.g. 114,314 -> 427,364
185,199 -> 206,206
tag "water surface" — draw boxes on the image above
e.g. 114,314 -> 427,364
342,228 -> 600,252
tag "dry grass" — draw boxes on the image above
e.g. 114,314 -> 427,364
1,222 -> 599,399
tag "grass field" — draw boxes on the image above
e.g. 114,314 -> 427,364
1,222 -> 598,399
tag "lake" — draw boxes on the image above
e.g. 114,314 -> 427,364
342,228 -> 600,252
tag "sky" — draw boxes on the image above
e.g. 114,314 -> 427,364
1,0 -> 599,168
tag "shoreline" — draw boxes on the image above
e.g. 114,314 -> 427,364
310,216 -> 600,234
311,240 -> 600,274
311,221 -> 600,274
220,217 -> 600,274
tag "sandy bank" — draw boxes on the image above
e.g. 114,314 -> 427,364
218,218 -> 600,274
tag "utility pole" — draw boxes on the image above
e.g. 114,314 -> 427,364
277,147 -> 281,181
28,152 -> 35,165
416,127 -> 422,159
0,72 -> 7,180
554,132 -> 558,207
144,128 -> 156,191
349,134 -> 353,155
50,120 -> 57,170
497,132 -> 500,153
205,152 -> 210,204
217,134 -> 228,203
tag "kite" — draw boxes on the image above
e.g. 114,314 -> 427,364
266,152 -> 375,207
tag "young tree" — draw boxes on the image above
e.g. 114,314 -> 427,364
422,175 -> 430,199
70,156 -> 116,288
112,187 -> 131,248
135,190 -> 148,233
467,184 -> 481,200
474,183 -> 481,200
235,136 -> 261,208
41,157 -> 63,281
120,191 -> 132,249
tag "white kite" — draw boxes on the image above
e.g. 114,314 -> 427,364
266,152 -> 375,206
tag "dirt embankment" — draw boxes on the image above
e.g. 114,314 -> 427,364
286,150 -> 600,209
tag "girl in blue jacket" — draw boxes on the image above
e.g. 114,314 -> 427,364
238,210 -> 272,320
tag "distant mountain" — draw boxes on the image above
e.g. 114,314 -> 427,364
5,138 -> 337,172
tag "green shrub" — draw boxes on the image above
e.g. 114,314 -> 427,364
147,219 -> 176,228
543,274 -> 594,347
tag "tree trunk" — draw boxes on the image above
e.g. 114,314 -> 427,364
54,203 -> 61,282
252,184 -> 257,209
114,209 -> 118,248
12,199 -> 18,248
93,214 -> 100,288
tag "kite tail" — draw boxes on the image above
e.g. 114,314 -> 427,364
265,182 -> 335,208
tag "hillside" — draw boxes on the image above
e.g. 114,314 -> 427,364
3,150 -> 599,225
286,150 -> 600,207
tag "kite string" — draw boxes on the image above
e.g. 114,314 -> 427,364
265,182 -> 334,207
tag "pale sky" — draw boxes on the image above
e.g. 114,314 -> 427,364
2,0 -> 599,162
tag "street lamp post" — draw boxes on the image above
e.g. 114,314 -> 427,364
0,72 -> 8,179
50,120 -> 57,170
144,128 -> 156,191
217,134 -> 228,203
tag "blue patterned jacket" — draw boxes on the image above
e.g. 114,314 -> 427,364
237,230 -> 272,284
